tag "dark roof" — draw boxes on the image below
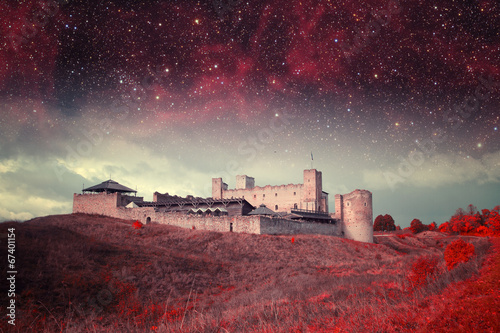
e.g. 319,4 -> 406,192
248,204 -> 275,216
290,209 -> 332,220
137,197 -> 251,208
83,179 -> 137,193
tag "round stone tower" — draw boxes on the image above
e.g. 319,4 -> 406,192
341,189 -> 373,243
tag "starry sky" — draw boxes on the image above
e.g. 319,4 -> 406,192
0,0 -> 499,226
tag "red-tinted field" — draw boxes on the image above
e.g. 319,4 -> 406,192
0,214 -> 497,332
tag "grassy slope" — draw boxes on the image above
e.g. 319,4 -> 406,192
0,214 -> 496,332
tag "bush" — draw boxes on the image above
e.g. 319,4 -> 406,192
133,220 -> 143,229
407,256 -> 439,288
444,239 -> 475,270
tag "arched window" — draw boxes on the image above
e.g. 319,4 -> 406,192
294,203 -> 298,209
275,205 -> 278,210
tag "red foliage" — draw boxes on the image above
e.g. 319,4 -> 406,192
444,239 -> 475,270
373,214 -> 396,231
407,256 -> 439,288
409,219 -> 428,234
291,237 -> 295,243
438,221 -> 450,233
423,238 -> 500,332
133,221 -> 143,229
438,205 -> 500,236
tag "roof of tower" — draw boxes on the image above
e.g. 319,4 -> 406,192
82,179 -> 137,194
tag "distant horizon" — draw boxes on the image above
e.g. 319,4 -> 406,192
2,170 -> 497,228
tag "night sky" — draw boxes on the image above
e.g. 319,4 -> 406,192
1,0 -> 499,226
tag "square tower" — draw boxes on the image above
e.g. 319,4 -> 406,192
236,175 -> 255,190
212,178 -> 228,199
302,169 -> 323,211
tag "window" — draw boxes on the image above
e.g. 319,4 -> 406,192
263,194 -> 265,198
294,192 -> 296,196
294,203 -> 298,209
275,205 -> 278,210
347,202 -> 350,206
364,202 -> 367,206
254,194 -> 256,199
275,193 -> 277,197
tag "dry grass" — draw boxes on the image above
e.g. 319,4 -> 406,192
0,214 -> 496,332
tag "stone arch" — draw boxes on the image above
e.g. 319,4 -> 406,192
146,217 -> 151,224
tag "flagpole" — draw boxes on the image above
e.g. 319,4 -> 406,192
311,152 -> 313,169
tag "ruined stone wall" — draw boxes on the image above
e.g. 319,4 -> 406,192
73,193 -> 120,215
341,190 -> 373,243
128,211 -> 261,234
222,183 -> 304,212
260,217 -> 341,236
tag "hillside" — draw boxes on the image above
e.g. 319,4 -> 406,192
0,214 -> 497,332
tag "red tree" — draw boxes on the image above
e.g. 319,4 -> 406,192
373,214 -> 396,231
410,219 -> 428,234
485,210 -> 500,235
440,205 -> 500,235
438,221 -> 450,233
428,222 -> 437,231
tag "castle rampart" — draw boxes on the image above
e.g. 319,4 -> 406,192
73,171 -> 373,243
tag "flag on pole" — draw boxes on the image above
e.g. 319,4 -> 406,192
311,152 -> 313,160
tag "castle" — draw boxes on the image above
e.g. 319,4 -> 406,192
73,169 -> 373,243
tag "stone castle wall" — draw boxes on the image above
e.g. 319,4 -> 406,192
73,192 -> 339,237
260,217 -> 341,236
73,175 -> 373,243
73,192 -> 120,215
214,169 -> 328,213
222,183 -> 304,212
